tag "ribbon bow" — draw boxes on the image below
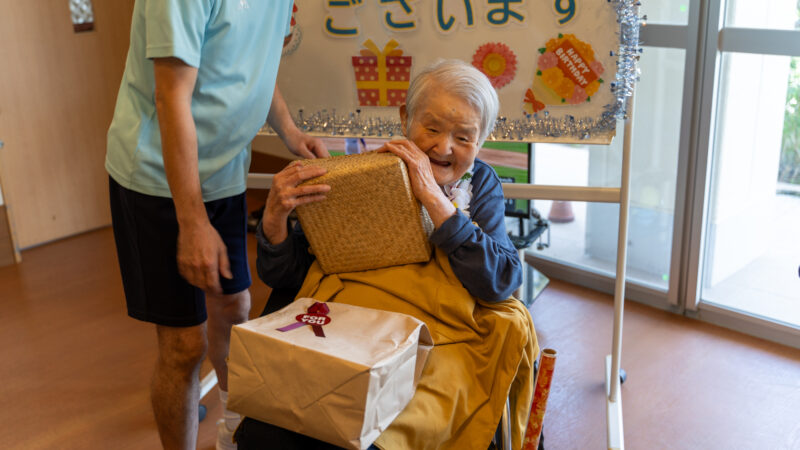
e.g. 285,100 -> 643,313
277,302 -> 331,338
524,89 -> 545,113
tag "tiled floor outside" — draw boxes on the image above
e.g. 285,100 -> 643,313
703,193 -> 800,326
526,144 -> 800,328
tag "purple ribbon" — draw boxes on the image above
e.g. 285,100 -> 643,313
277,302 -> 331,338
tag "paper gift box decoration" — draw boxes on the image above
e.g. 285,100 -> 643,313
295,152 -> 434,274
227,297 -> 433,450
351,39 -> 412,107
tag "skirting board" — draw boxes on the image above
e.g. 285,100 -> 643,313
524,252 -> 677,313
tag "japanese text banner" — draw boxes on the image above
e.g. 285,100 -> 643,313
274,0 -> 641,144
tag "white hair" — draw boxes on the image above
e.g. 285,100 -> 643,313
404,59 -> 499,147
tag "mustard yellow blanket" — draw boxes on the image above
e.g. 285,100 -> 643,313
296,248 -> 539,450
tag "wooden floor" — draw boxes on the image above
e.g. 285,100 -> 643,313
1,226 -> 798,450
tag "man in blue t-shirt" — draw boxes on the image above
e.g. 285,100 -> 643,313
105,1 -> 327,448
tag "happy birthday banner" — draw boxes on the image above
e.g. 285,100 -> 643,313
273,0 -> 642,144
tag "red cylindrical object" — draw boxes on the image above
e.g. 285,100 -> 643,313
523,348 -> 557,449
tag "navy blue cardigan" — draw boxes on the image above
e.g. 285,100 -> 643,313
256,158 -> 522,303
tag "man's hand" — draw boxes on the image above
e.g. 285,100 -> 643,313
176,221 -> 232,294
284,129 -> 329,159
267,85 -> 329,159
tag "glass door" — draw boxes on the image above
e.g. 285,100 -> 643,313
687,0 -> 800,342
527,0 -> 698,309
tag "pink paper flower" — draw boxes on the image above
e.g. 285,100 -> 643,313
567,85 -> 588,105
472,42 -> 518,89
590,60 -> 604,75
538,51 -> 558,70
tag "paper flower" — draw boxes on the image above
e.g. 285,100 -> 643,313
444,169 -> 474,217
472,42 -> 517,89
567,85 -> 588,104
450,187 -> 472,214
538,52 -> 558,70
585,80 -> 601,97
590,60 -> 605,75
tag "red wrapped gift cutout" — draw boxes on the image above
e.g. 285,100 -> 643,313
352,39 -> 412,107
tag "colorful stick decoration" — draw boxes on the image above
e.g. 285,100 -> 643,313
351,39 -> 412,107
277,302 -> 332,338
523,348 -> 557,449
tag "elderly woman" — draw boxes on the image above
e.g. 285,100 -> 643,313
239,60 -> 538,450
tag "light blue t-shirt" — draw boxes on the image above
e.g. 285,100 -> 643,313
106,0 -> 293,201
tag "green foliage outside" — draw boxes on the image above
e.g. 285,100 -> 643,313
779,6 -> 800,185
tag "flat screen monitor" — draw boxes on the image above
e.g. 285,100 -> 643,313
481,142 -> 531,219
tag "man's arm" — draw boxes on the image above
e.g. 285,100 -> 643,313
154,57 -> 231,294
267,85 -> 329,159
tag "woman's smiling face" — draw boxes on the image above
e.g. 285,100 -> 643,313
401,89 -> 482,186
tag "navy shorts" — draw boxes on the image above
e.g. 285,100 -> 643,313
109,177 -> 252,327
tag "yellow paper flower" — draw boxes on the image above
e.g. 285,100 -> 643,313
541,67 -> 563,87
555,77 -> 575,99
483,53 -> 506,77
586,80 -> 601,97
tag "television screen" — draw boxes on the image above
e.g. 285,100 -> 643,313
481,142 -> 530,218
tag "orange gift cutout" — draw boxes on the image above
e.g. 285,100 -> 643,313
351,39 -> 412,107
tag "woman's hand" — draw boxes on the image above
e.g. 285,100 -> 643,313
377,140 -> 456,228
262,161 -> 330,244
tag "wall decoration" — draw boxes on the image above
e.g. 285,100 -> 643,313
532,33 -> 604,107
283,3 -> 303,56
472,42 -> 517,90
523,88 -> 546,114
271,1 -> 643,144
351,39 -> 412,107
552,0 -> 578,26
69,0 -> 94,32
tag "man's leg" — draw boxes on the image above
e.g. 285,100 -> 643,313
207,290 -> 250,449
206,289 -> 250,391
151,323 -> 208,450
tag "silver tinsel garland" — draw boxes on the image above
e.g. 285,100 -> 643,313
264,0 -> 643,142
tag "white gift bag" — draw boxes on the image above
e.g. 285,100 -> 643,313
227,297 -> 433,449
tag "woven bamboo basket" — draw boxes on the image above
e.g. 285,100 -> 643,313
296,152 -> 434,274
